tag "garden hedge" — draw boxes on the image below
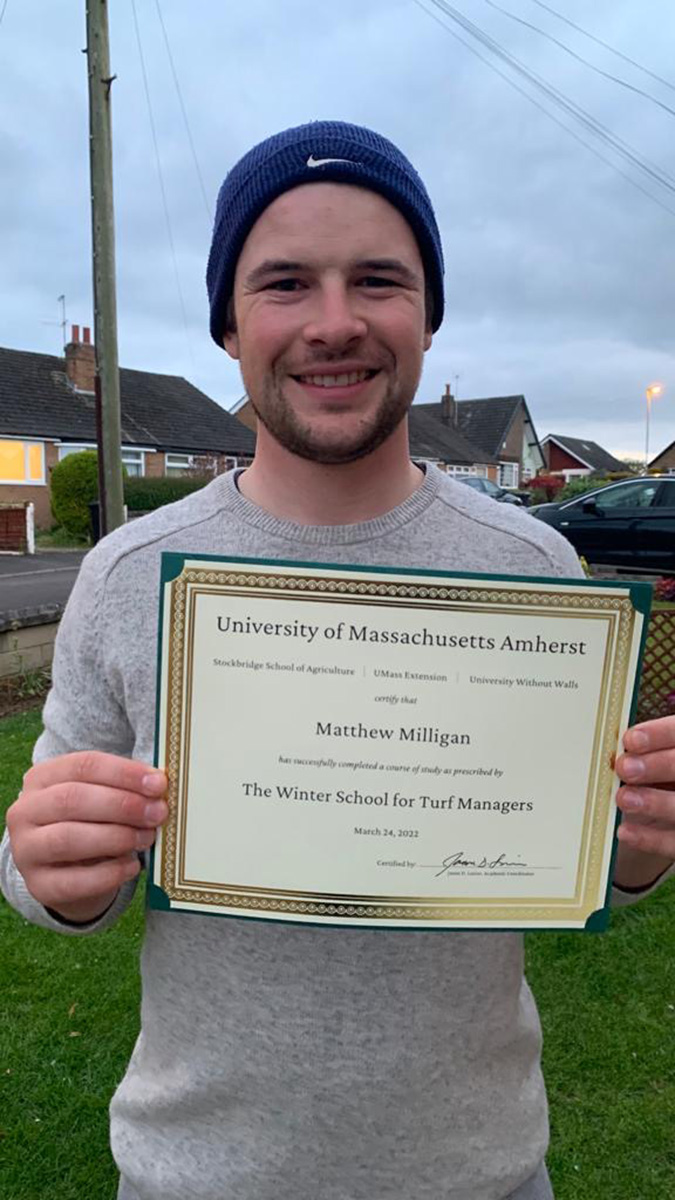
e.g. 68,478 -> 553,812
123,475 -> 210,512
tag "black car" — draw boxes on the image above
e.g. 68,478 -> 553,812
456,476 -> 524,505
529,476 -> 675,572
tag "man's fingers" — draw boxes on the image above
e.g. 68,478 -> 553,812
21,821 -> 157,867
616,785 -> 675,825
624,715 -> 675,756
12,782 -> 168,830
615,747 -> 675,788
27,857 -> 142,910
617,819 -> 675,860
23,751 -> 166,798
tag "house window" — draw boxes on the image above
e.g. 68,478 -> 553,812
498,461 -> 519,489
224,455 -> 254,471
165,453 -> 194,477
0,439 -> 45,485
58,443 -> 145,477
121,450 -> 144,478
58,442 -> 96,461
445,465 -> 477,476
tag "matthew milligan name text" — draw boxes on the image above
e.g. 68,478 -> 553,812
315,721 -> 470,748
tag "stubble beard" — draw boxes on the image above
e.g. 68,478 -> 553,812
248,369 -> 417,466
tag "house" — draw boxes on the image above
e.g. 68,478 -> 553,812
649,438 -> 675,474
407,387 -> 497,477
230,393 -> 256,432
542,434 -> 627,480
0,327 -> 256,528
412,390 -> 544,487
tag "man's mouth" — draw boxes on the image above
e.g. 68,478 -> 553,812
291,368 -> 379,389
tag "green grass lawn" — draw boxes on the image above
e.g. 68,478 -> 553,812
1,710 -> 674,1199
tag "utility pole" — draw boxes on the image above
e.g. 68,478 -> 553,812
85,0 -> 124,535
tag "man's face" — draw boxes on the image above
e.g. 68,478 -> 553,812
224,183 -> 433,465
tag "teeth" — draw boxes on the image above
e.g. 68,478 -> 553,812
299,371 -> 371,387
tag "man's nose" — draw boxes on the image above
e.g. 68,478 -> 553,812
302,285 -> 367,349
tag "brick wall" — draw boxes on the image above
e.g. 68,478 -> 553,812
0,613 -> 61,678
234,400 -> 258,432
547,442 -> 586,472
1,485 -> 52,530
64,327 -> 96,392
144,451 -> 165,478
501,410 -> 524,464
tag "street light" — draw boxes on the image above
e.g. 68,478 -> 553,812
645,382 -> 663,472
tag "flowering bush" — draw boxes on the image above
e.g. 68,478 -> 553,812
525,473 -> 566,503
654,577 -> 675,603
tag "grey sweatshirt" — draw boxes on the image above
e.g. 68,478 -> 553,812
0,466 -> 653,1199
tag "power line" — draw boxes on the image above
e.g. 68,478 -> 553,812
0,1 -> 9,28
130,0 -> 196,374
482,0 -> 675,121
153,0 -> 213,224
414,0 -> 675,206
411,0 -> 675,220
422,0 -> 675,197
530,0 -> 675,97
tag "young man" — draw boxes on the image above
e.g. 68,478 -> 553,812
2,122 -> 674,1200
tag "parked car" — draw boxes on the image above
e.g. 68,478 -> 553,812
456,476 -> 524,505
529,476 -> 675,571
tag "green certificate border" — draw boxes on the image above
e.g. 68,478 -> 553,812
147,554 -> 651,932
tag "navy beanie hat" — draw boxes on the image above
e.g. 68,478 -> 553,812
207,120 -> 445,346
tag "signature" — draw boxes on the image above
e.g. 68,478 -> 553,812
434,851 -> 528,878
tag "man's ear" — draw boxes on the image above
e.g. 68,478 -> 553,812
223,330 -> 240,360
423,329 -> 433,352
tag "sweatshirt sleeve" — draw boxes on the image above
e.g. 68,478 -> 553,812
0,546 -> 141,935
612,861 -> 675,907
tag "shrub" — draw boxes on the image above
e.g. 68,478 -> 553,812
558,475 -> 610,501
654,577 -> 675,603
124,475 -> 211,512
557,474 -> 635,502
525,473 -> 566,502
50,451 -> 101,538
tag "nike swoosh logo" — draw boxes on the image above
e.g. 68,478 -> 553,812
306,154 -> 357,168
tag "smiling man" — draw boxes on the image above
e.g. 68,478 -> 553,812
3,121 -> 675,1200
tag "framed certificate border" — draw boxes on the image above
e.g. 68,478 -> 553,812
148,555 -> 651,931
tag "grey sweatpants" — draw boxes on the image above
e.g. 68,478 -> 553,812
508,1163 -> 554,1199
118,1163 -> 554,1200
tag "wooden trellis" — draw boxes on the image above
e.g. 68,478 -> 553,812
636,606 -> 675,723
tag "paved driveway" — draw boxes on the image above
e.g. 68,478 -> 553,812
0,550 -> 87,616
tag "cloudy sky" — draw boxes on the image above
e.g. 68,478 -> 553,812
1,0 -> 674,460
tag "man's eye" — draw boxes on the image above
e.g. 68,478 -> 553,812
265,278 -> 303,292
360,276 -> 399,288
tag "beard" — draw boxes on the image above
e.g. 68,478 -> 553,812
246,364 -> 418,466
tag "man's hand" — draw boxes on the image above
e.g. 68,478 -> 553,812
614,715 -> 675,889
6,751 -> 169,924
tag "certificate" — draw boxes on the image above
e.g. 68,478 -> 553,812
149,555 -> 650,931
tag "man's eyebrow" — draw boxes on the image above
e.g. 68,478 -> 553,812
244,260 -> 308,287
244,257 -> 422,289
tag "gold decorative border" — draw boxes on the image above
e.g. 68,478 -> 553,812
158,566 -> 636,926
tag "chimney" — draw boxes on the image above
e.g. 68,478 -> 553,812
65,323 -> 96,392
440,383 -> 457,426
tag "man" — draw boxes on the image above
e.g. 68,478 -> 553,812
2,121 -> 674,1200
